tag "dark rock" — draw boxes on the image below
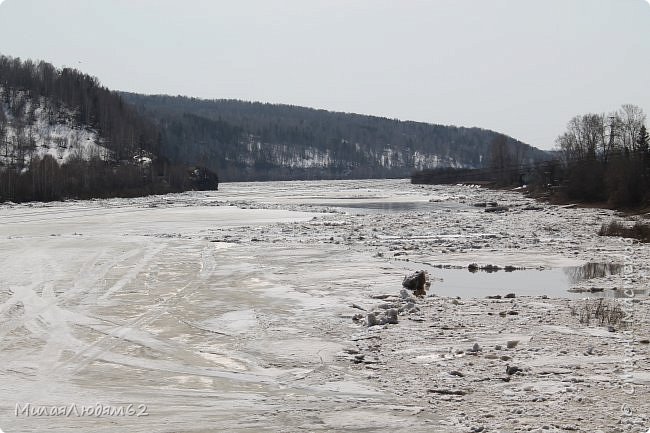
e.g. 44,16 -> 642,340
504,293 -> 516,298
485,206 -> 509,213
402,270 -> 431,297
506,365 -> 523,375
427,388 -> 467,396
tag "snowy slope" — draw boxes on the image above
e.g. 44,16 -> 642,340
232,135 -> 470,172
0,87 -> 108,169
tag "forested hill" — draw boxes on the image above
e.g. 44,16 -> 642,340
0,55 -> 216,202
0,52 -> 549,203
122,93 -> 550,181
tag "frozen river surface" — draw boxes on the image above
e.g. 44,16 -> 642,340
1,179 -> 648,432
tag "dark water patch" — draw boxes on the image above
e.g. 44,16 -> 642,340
318,201 -> 465,213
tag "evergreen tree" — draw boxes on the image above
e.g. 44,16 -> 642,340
637,124 -> 649,154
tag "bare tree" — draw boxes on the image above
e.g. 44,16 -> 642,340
556,112 -> 625,163
556,115 -> 589,161
26,126 -> 37,162
617,104 -> 646,153
582,113 -> 605,159
0,108 -> 7,158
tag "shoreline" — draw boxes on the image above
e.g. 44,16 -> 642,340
345,291 -> 650,432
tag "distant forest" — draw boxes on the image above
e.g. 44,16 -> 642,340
1,53 -> 551,203
413,105 -> 650,209
0,55 -> 217,202
122,93 -> 549,181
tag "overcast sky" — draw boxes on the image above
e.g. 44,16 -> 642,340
0,0 -> 649,149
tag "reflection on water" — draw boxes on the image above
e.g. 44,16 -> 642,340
564,262 -> 623,284
424,262 -> 642,299
318,201 -> 465,213
430,267 -> 568,298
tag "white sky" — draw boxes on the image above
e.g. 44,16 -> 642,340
1,0 -> 649,149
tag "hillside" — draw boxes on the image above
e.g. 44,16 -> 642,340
0,83 -> 115,166
0,55 -> 216,202
122,93 -> 550,181
0,53 -> 550,202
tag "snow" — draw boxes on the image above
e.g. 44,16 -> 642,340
0,88 -> 108,168
0,179 -> 649,431
236,134 -> 471,171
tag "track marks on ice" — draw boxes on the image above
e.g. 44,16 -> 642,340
99,243 -> 165,300
50,242 -> 261,384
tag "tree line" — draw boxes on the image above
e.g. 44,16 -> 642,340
0,54 -> 160,161
122,93 -> 549,181
0,54 -> 218,202
412,104 -> 649,209
554,105 -> 649,207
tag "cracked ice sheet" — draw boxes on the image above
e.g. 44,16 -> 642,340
0,189 -> 443,432
2,179 -> 648,432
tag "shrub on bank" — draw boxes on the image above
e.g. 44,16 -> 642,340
598,220 -> 650,243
